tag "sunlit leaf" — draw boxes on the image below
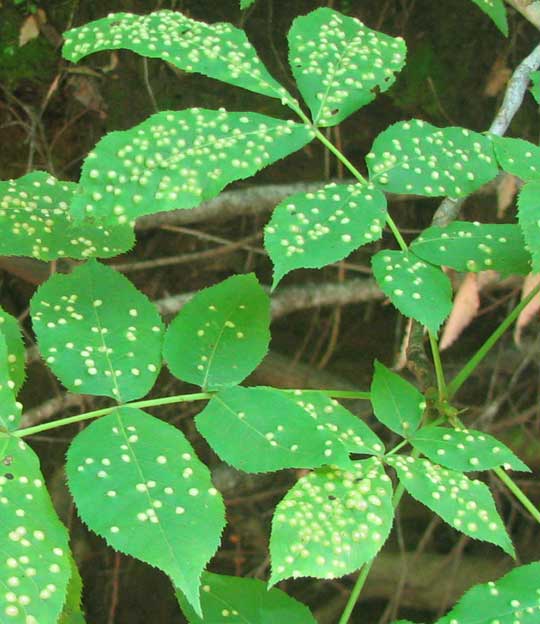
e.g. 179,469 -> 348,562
386,455 -> 514,555
469,0 -> 508,35
288,8 -> 406,126
66,407 -> 225,616
196,386 -> 351,472
30,260 -> 164,402
410,426 -> 530,473
0,307 -> 25,395
0,434 -> 71,623
411,222 -> 531,276
0,172 -> 134,259
517,180 -> 540,271
71,109 -> 314,225
177,572 -> 317,623
163,274 -> 270,390
436,561 -> 540,624
265,182 -> 387,287
63,11 -> 293,105
370,360 -> 424,437
371,250 -> 453,332
367,120 -> 499,197
269,458 -> 394,584
491,136 -> 540,182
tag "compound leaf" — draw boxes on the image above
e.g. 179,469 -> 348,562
491,136 -> 540,182
177,572 -> 317,624
386,455 -> 514,556
411,222 -> 531,276
30,260 -> 164,402
63,11 -> 293,105
265,182 -> 387,287
436,561 -> 540,624
517,180 -> 540,271
371,250 -> 453,333
370,360 -> 424,437
293,390 -> 385,456
0,308 -> 25,395
269,458 -> 394,584
66,407 -> 225,616
288,8 -> 406,127
469,0 -> 508,35
71,110 -> 313,225
0,435 -> 71,623
367,120 -> 498,197
163,274 -> 270,390
196,386 -> 352,473
0,172 -> 134,260
0,333 -> 22,432
410,426 -> 530,473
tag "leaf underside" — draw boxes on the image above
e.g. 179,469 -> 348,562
66,407 -> 226,615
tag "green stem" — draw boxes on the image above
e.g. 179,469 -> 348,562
493,466 -> 540,525
429,331 -> 447,401
295,108 -> 408,253
448,282 -> 540,398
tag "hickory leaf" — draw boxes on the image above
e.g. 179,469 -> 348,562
386,455 -> 514,556
195,386 -> 352,473
163,274 -> 270,390
71,109 -> 313,225
491,136 -> 540,181
371,250 -> 453,332
66,407 -> 225,616
411,222 -> 531,276
436,561 -> 540,624
269,458 -> 394,585
517,180 -> 540,271
370,361 -> 424,437
63,11 -> 293,105
0,435 -> 71,623
265,182 -> 387,287
288,8 -> 406,127
0,307 -> 25,394
367,120 -> 499,197
177,572 -> 317,624
30,260 -> 164,402
0,172 -> 134,260
469,0 -> 508,35
410,426 -> 530,473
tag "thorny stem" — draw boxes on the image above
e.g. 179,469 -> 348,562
13,388 -> 371,438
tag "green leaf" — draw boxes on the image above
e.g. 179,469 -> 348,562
517,180 -> 540,271
288,8 -> 406,127
30,260 -> 164,402
58,560 -> 86,624
293,390 -> 385,456
66,407 -> 225,616
0,172 -> 134,260
386,455 -> 514,556
371,250 -> 453,333
436,561 -> 540,624
0,307 -> 25,394
530,71 -> 540,104
367,120 -> 499,197
491,136 -> 540,182
163,274 -> 270,390
264,182 -> 387,287
196,386 -> 352,473
0,333 -> 22,432
240,0 -> 256,8
469,0 -> 508,36
410,426 -> 530,473
410,222 -> 531,276
177,572 -> 317,624
71,109 -> 314,225
63,11 -> 292,105
269,458 -> 394,584
370,360 -> 424,437
0,435 -> 71,623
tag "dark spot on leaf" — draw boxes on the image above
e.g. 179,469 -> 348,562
330,108 -> 339,116
328,494 -> 336,501
5,473 -> 14,480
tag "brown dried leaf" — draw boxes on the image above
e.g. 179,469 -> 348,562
514,273 -> 540,344
484,56 -> 512,97
440,273 -> 480,350
18,15 -> 40,47
497,173 -> 518,218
